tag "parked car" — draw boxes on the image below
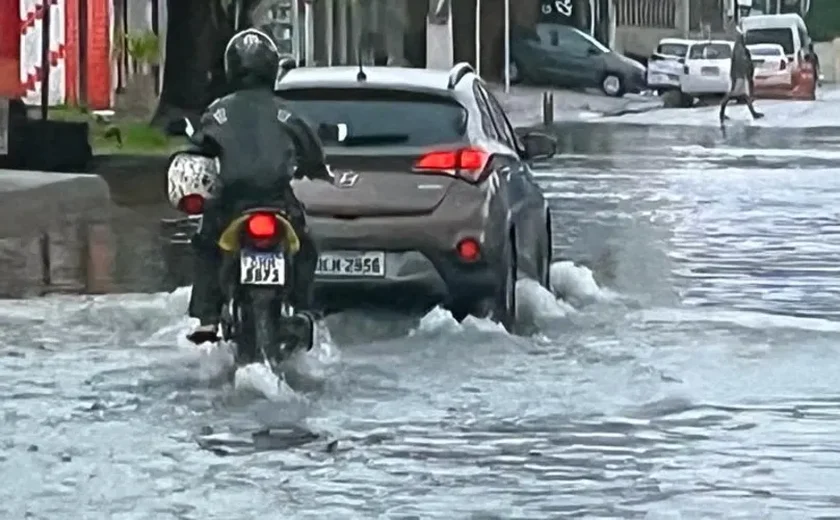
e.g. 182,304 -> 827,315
508,24 -> 647,97
647,37 -> 692,93
679,40 -> 734,102
748,43 -> 791,90
741,14 -> 817,100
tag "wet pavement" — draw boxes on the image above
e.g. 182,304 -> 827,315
3,104 -> 840,518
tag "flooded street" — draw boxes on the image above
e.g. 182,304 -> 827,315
4,111 -> 840,518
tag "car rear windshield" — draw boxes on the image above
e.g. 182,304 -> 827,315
276,88 -> 467,147
688,43 -> 732,60
744,28 -> 795,55
749,46 -> 783,57
656,43 -> 688,57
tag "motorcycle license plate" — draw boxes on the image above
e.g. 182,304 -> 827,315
240,249 -> 285,285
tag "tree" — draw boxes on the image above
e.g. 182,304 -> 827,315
151,0 -> 235,127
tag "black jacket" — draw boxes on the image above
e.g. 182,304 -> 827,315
731,36 -> 754,83
189,87 -> 331,209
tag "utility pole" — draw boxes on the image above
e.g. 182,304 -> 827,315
39,0 -> 51,120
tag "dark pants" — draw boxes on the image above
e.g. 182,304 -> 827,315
719,75 -> 762,121
187,196 -> 319,325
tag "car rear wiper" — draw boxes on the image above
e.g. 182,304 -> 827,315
338,134 -> 410,146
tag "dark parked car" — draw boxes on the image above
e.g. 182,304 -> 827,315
162,63 -> 557,330
507,23 -> 647,97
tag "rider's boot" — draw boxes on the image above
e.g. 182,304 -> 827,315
187,224 -> 224,345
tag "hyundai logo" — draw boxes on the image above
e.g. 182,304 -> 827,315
337,171 -> 359,188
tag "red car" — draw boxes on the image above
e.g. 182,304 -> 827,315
748,43 -> 816,100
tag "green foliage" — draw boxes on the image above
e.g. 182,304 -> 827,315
805,0 -> 840,42
126,31 -> 161,66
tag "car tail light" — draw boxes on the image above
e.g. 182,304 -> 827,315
780,59 -> 786,70
413,147 -> 490,182
456,238 -> 481,262
178,194 -> 205,215
246,213 -> 283,249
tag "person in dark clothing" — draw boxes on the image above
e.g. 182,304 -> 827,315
720,28 -> 764,124
186,27 -> 333,345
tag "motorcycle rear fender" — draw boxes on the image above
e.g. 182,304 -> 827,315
217,212 -> 301,254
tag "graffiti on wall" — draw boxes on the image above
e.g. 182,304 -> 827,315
542,0 -> 574,18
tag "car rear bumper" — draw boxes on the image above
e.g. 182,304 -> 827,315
313,250 -> 498,313
680,75 -> 729,95
753,74 -> 814,100
647,72 -> 681,90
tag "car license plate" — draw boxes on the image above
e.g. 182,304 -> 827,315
701,66 -> 719,76
316,251 -> 385,277
240,249 -> 285,285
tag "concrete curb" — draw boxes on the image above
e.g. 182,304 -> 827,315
0,170 -> 114,297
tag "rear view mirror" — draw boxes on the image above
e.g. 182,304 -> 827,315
522,131 -> 557,160
587,47 -> 599,56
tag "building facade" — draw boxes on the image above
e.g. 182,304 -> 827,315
0,0 -> 114,109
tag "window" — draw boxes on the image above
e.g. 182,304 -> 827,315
688,42 -> 732,60
472,83 -> 501,141
656,43 -> 688,58
744,28 -> 795,55
747,45 -> 783,57
567,26 -> 610,53
480,86 -> 524,154
276,88 -> 468,147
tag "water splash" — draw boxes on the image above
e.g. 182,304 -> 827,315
233,361 -> 303,403
550,261 -> 615,306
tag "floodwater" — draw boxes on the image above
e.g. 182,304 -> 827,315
3,102 -> 840,519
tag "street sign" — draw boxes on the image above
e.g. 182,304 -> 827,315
0,97 -> 8,155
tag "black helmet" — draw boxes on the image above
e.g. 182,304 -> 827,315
224,28 -> 281,89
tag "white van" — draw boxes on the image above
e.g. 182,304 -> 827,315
740,14 -> 812,66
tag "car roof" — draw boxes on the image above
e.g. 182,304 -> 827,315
740,13 -> 807,31
688,40 -> 734,47
275,65 -> 475,97
658,38 -> 693,45
747,43 -> 785,52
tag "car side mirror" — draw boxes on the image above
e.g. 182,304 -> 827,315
522,131 -> 556,160
587,47 -> 599,56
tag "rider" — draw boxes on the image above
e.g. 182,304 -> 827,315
185,27 -> 333,344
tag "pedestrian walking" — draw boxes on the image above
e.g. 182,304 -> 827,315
720,26 -> 764,124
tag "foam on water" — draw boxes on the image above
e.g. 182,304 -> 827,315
639,307 -> 840,334
549,260 -> 616,305
596,90 -> 840,128
671,144 -> 840,160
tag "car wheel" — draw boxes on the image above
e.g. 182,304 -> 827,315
601,73 -> 625,97
540,217 -> 552,289
491,236 -> 517,331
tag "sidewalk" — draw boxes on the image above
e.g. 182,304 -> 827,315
489,84 -> 663,127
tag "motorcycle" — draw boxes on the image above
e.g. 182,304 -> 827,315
216,206 -> 315,366
165,117 -> 315,369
